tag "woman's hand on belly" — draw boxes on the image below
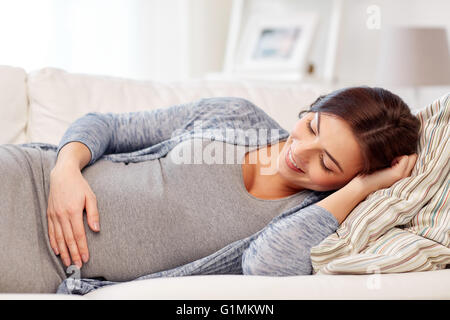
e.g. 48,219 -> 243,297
47,162 -> 100,269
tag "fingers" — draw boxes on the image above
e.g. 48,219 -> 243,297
46,168 -> 97,270
49,209 -> 87,268
59,217 -> 83,268
70,215 -> 90,264
47,196 -> 98,268
396,154 -> 418,178
392,154 -> 408,167
405,153 -> 418,176
52,217 -> 72,267
47,216 -> 59,255
85,193 -> 100,233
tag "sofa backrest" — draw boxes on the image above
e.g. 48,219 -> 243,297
0,65 -> 29,144
24,67 -> 332,145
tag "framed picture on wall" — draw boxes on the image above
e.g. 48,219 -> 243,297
235,12 -> 318,79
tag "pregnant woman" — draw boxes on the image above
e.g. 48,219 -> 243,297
0,86 -> 420,294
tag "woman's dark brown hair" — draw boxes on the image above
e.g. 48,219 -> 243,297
298,86 -> 421,175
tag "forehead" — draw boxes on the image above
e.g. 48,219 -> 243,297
312,112 -> 363,173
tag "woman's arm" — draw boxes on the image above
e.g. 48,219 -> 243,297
242,154 -> 418,276
315,178 -> 370,225
56,142 -> 92,171
55,96 -> 266,167
56,100 -> 200,167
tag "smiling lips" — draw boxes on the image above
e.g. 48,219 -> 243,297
286,146 -> 304,173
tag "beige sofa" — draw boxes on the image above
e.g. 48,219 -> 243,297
0,65 -> 449,299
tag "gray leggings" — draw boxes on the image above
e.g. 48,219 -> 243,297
0,144 -> 66,293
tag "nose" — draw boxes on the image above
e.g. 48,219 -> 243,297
291,138 -> 319,170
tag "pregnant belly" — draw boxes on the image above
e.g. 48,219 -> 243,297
50,156 -> 253,282
76,158 -> 205,282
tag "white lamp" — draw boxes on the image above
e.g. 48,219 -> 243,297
376,26 -> 450,107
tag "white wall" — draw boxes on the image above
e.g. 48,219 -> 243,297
236,0 -> 450,111
0,0 -> 448,109
335,0 -> 450,111
129,0 -> 191,80
188,0 -> 232,79
336,0 -> 450,84
51,0 -> 137,78
0,0 -> 231,81
0,0 -> 56,72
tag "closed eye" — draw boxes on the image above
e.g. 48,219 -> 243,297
307,118 -> 333,173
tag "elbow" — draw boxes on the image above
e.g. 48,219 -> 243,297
240,207 -> 334,276
241,241 -> 312,276
241,246 -> 261,276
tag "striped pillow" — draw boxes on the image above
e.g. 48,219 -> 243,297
310,92 -> 450,274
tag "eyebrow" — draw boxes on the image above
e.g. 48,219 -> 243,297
316,112 -> 344,174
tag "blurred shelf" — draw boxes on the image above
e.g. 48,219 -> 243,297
204,72 -> 327,84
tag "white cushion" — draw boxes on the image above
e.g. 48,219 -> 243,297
83,269 -> 450,300
26,67 -> 333,145
1,270 -> 448,299
0,65 -> 28,144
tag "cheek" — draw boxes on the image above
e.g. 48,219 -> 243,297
309,172 -> 332,186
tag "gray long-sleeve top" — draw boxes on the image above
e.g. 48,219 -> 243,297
24,97 -> 339,294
